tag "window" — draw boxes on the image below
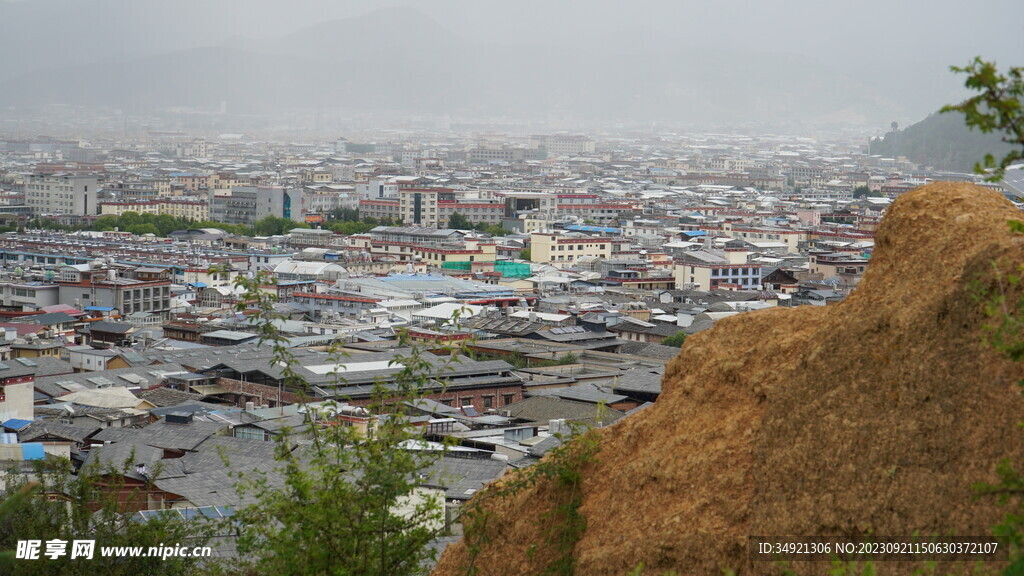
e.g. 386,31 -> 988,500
502,394 -> 515,405
459,396 -> 473,406
483,396 -> 493,409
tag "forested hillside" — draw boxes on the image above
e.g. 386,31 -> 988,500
870,111 -> 1016,172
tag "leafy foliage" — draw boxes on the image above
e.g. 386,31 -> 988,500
79,212 -> 254,236
447,212 -> 473,230
661,331 -> 687,348
252,215 -> 309,236
868,111 -> 1017,174
970,226 -> 1024,575
447,212 -> 508,236
224,269 -> 458,576
941,57 -> 1024,180
0,459 -> 218,576
324,209 -> 397,235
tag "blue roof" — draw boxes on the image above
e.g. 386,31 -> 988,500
22,443 -> 45,460
84,306 -> 115,311
679,230 -> 708,237
564,225 -> 622,234
190,282 -> 208,288
2,419 -> 33,432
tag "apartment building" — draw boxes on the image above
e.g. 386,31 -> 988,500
415,240 -> 497,269
210,186 -> 306,225
25,174 -> 99,216
528,135 -> 596,157
358,199 -> 401,222
438,200 -> 505,227
356,179 -> 399,200
100,198 -> 209,221
673,242 -> 762,291
56,265 -> 172,319
529,233 -> 613,266
399,188 -> 455,227
0,281 -> 59,311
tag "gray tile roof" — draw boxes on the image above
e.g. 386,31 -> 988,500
528,386 -> 628,405
422,455 -> 507,501
136,387 -> 206,407
19,421 -> 100,444
503,395 -> 625,427
35,363 -> 188,399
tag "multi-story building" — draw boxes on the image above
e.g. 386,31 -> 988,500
175,140 -> 208,158
356,179 -> 400,200
399,188 -> 454,227
0,281 -> 59,311
415,240 -> 496,270
358,199 -> 401,222
101,200 -> 161,217
25,174 -> 99,216
702,222 -> 808,254
303,185 -> 358,215
56,265 -> 172,320
157,198 -> 209,222
528,135 -> 596,157
529,233 -> 614,266
100,198 -> 209,221
673,241 -> 762,291
173,173 -> 210,192
438,200 -> 505,227
210,186 -> 306,226
0,362 -> 37,421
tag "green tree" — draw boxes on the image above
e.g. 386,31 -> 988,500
125,223 -> 160,236
661,331 -> 687,347
477,224 -> 508,237
519,248 -> 532,261
225,270 -> 458,576
330,207 -> 361,222
852,185 -> 871,199
253,215 -> 308,236
942,57 -> 1024,180
448,212 -> 472,230
947,56 -> 1024,575
0,460 -> 218,576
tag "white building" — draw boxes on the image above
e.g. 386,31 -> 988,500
25,174 -> 99,216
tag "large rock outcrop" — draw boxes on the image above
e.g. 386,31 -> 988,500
433,183 -> 1024,575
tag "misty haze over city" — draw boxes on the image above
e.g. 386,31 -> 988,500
2,2 -> 1024,575
2,0 -> 1022,136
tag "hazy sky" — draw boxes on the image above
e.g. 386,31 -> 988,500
1,0 -> 1021,128
2,0 -> 1020,62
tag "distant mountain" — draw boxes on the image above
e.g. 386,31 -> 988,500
869,111 -> 1017,172
0,5 -> 919,125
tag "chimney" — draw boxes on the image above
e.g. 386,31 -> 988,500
549,419 -> 562,436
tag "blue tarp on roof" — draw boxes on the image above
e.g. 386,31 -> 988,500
84,306 -> 115,312
189,282 -> 208,288
2,419 -> 33,432
564,225 -> 622,234
679,230 -> 708,237
22,443 -> 45,460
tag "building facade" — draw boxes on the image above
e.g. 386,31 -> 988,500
25,174 -> 99,216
